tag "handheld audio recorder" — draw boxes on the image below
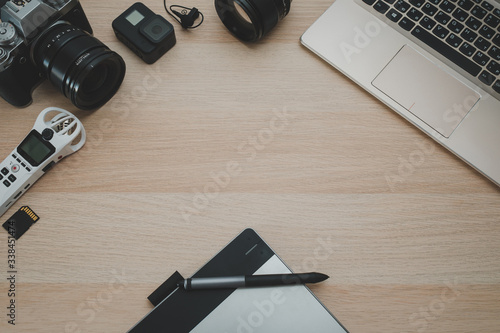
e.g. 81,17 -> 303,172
0,107 -> 86,218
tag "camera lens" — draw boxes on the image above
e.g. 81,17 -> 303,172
78,63 -> 110,103
214,0 -> 292,42
33,22 -> 126,110
82,65 -> 107,94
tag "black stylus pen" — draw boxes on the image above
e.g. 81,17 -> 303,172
178,272 -> 329,291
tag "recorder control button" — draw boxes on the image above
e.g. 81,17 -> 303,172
42,161 -> 55,173
42,128 -> 54,141
11,164 -> 20,173
3,180 -> 10,187
1,167 -> 8,175
0,174 -> 3,180
8,175 -> 16,182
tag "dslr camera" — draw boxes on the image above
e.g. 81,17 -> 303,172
0,0 -> 126,110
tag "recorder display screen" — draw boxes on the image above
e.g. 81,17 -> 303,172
17,130 -> 55,167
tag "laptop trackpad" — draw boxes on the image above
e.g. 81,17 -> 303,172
372,45 -> 480,138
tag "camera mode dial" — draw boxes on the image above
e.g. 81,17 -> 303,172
0,22 -> 17,46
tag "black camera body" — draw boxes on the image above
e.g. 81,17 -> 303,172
0,0 -> 126,110
112,2 -> 176,64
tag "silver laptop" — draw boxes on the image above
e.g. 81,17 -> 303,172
301,0 -> 500,186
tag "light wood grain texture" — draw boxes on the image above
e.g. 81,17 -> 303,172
0,0 -> 499,332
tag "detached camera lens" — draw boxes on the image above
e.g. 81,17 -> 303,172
214,0 -> 292,42
34,23 -> 126,110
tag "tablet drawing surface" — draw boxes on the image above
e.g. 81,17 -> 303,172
127,229 -> 348,333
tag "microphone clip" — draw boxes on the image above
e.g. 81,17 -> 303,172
164,3 -> 204,29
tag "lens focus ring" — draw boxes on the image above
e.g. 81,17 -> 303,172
215,0 -> 291,42
273,0 -> 292,20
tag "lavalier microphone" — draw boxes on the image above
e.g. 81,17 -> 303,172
164,2 -> 204,29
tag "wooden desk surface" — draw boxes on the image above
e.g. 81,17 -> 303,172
1,0 -> 499,332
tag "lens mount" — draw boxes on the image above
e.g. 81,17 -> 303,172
33,22 -> 126,110
214,0 -> 291,42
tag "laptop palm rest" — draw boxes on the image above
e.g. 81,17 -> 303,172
372,45 -> 480,138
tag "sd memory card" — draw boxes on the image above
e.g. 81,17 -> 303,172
2,206 -> 39,240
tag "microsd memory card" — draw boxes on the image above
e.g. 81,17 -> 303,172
2,206 -> 39,240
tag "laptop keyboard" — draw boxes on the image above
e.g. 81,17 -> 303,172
361,0 -> 500,96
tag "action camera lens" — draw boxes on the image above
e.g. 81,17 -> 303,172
141,17 -> 172,43
214,0 -> 292,42
33,22 -> 126,110
152,25 -> 163,35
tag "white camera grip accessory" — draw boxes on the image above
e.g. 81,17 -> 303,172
0,107 -> 86,218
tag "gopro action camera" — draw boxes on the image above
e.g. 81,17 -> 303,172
0,0 -> 126,110
113,2 -> 176,64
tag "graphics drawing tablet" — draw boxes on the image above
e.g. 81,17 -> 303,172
127,228 -> 349,332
